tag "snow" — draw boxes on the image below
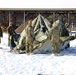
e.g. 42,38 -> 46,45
0,33 -> 76,75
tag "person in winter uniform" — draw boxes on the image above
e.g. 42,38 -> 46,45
48,22 -> 61,55
25,20 -> 34,54
0,23 -> 3,44
7,22 -> 16,50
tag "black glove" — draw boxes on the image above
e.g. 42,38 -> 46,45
33,37 -> 35,41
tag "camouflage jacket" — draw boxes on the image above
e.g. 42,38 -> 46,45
48,26 -> 60,42
25,25 -> 34,42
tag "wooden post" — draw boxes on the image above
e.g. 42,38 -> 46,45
68,12 -> 70,25
53,12 -> 55,22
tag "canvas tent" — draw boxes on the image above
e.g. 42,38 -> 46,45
13,14 -> 75,54
32,14 -> 52,41
13,14 -> 52,51
55,20 -> 69,36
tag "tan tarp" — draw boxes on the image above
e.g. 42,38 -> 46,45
15,24 -> 24,33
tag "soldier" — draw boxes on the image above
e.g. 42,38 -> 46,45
48,22 -> 61,56
25,20 -> 34,54
7,22 -> 16,50
0,23 -> 3,44
65,22 -> 71,34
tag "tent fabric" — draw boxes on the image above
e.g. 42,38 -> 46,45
32,14 -> 52,41
54,20 -> 69,36
32,14 -> 52,32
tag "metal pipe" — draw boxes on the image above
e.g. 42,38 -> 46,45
24,11 -> 26,28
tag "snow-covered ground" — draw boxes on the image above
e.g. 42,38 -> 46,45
0,33 -> 76,75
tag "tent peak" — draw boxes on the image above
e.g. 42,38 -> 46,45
56,19 -> 62,24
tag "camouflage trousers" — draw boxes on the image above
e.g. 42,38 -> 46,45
25,41 -> 33,53
51,41 -> 60,54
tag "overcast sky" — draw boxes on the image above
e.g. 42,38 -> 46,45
0,0 -> 76,8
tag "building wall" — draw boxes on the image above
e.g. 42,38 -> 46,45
0,10 -> 76,32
